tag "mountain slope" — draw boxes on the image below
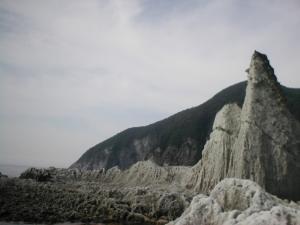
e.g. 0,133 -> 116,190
71,81 -> 300,170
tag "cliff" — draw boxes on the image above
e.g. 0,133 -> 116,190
190,51 -> 300,200
2,51 -> 300,225
71,82 -> 300,171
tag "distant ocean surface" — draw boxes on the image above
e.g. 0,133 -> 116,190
0,164 -> 32,177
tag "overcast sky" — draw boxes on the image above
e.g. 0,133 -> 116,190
0,0 -> 300,168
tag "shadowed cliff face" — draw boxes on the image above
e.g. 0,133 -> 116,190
191,51 -> 300,200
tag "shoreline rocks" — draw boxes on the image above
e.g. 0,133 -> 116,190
0,175 -> 193,224
168,179 -> 300,225
1,51 -> 300,225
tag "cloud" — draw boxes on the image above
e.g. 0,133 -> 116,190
0,0 -> 299,167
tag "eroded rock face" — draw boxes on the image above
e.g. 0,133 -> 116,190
191,51 -> 300,200
168,179 -> 300,225
71,135 -> 200,171
187,103 -> 242,192
228,51 -> 300,200
19,161 -> 190,191
0,175 -> 192,224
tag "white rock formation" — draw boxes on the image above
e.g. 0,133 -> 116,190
228,51 -> 300,200
22,52 -> 300,202
186,103 -> 241,191
190,51 -> 300,200
98,160 -> 192,194
168,178 -> 300,225
17,51 -> 300,224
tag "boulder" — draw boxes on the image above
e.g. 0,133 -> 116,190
169,178 -> 300,225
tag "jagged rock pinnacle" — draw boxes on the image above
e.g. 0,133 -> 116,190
248,50 -> 276,84
191,51 -> 300,200
245,51 -> 287,110
253,50 -> 269,61
232,51 -> 300,200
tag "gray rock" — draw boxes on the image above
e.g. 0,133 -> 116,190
190,51 -> 300,200
70,135 -> 200,171
20,168 -> 52,182
126,213 -> 145,224
168,178 -> 300,225
157,193 -> 186,220
228,51 -> 300,201
187,103 -> 242,192
0,174 -> 192,224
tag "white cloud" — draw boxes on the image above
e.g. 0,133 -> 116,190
0,0 -> 299,167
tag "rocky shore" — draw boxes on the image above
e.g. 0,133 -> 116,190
169,179 -> 300,225
1,170 -> 300,225
1,51 -> 300,225
0,169 -> 193,224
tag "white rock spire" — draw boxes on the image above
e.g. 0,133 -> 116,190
192,51 -> 300,200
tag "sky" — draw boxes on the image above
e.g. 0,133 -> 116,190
0,0 -> 300,168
